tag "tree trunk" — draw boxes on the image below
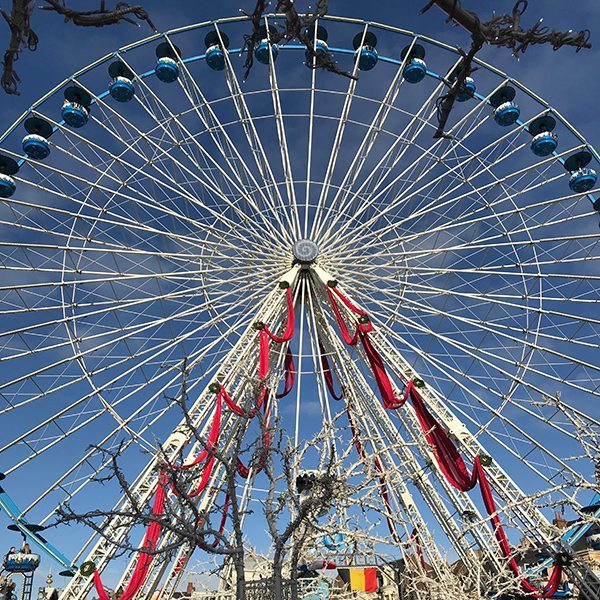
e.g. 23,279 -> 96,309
233,552 -> 247,600
228,469 -> 246,600
272,547 -> 284,600
289,536 -> 303,600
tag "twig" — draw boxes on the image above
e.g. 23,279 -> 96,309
421,0 -> 591,137
1,1 -> 155,95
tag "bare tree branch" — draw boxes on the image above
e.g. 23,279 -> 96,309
241,0 -> 355,81
40,1 -> 156,30
420,0 -> 592,138
1,0 -> 36,94
1,1 -> 155,95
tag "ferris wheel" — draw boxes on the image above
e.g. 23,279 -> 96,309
0,11 -> 599,600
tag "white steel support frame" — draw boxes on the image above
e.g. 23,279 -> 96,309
60,268 -> 299,600
310,274 -> 504,574
311,301 -> 468,574
148,281 -> 304,600
312,266 -> 600,597
0,12 -> 598,600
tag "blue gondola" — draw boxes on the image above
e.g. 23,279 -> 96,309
155,42 -> 181,83
565,151 -> 597,194
108,61 -> 135,103
108,61 -> 135,102
529,115 -> 558,156
550,583 -> 575,598
494,101 -> 520,126
403,58 -> 427,83
587,532 -> 600,550
0,487 -> 75,576
457,77 -> 476,102
531,132 -> 558,157
155,58 -> 179,83
446,65 -> 476,101
305,39 -> 329,63
61,86 -> 92,128
205,31 -> 229,71
322,533 -> 345,551
305,26 -> 329,66
22,117 -> 53,160
490,86 -> 520,126
61,103 -> 88,128
22,135 -> 49,160
353,32 -> 378,71
255,25 -> 279,65
3,552 -> 40,573
569,168 -> 597,193
0,173 -> 16,199
109,77 -> 135,102
401,44 -> 427,84
0,155 -> 18,199
255,40 -> 278,64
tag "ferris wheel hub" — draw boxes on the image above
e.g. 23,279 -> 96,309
292,239 -> 319,264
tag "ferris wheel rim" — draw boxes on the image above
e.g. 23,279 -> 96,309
0,12 -> 598,598
0,13 -> 597,167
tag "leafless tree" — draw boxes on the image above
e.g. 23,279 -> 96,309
420,0 -> 592,138
1,1 -> 155,95
0,574 -> 16,600
49,360 -> 600,600
261,420 -> 344,600
53,358 -> 257,600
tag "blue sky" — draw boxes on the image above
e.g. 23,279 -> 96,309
0,0 -> 599,592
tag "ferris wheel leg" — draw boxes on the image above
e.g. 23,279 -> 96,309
313,288 -> 504,587
311,267 -> 600,597
60,269 -> 300,600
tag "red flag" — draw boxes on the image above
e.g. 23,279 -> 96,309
364,567 -> 378,593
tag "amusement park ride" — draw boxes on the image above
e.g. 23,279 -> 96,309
0,6 -> 599,600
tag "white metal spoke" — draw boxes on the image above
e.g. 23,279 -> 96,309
0,14 -> 598,599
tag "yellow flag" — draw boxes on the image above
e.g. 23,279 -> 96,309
350,568 -> 366,591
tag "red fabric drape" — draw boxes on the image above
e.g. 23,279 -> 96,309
358,331 -> 401,409
94,473 -> 168,600
404,382 -> 478,492
346,405 -> 366,460
347,406 -> 402,545
328,284 -> 368,316
175,455 -> 215,498
409,529 -> 427,570
210,493 -> 231,548
237,430 -> 271,479
404,381 -> 563,598
220,384 -> 268,420
221,385 -> 246,418
373,455 -> 403,545
263,287 -> 295,343
319,341 -> 343,400
259,329 -> 270,379
477,459 -> 563,598
170,391 -> 223,471
275,348 -> 295,399
326,286 -> 402,408
326,284 -> 372,346
237,401 -> 273,479
173,554 -> 187,575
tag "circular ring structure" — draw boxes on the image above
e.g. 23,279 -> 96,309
0,13 -> 599,600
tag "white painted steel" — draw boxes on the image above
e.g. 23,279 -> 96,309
0,13 -> 598,600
